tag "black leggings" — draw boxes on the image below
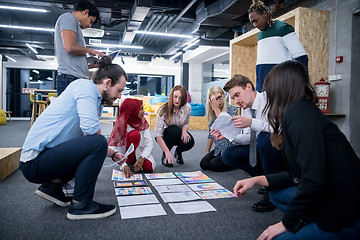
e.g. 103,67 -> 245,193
160,125 -> 195,153
200,150 -> 233,172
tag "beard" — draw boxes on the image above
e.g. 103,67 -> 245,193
102,90 -> 116,105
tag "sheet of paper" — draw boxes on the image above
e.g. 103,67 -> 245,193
119,204 -> 167,219
115,187 -> 152,196
159,191 -> 201,203
196,189 -> 235,199
105,143 -> 134,167
188,183 -> 224,191
149,178 -> 183,186
180,177 -> 215,184
175,171 -> 209,179
210,112 -> 242,141
176,171 -> 214,184
113,181 -> 148,188
145,172 -> 176,179
111,169 -> 143,181
117,194 -> 159,207
154,184 -> 192,193
169,201 -> 217,215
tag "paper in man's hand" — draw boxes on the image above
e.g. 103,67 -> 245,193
210,112 -> 242,141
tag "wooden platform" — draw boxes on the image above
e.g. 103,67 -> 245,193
0,148 -> 21,181
145,114 -> 208,130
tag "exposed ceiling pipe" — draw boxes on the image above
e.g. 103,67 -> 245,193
153,15 -> 176,44
137,14 -> 157,43
144,14 -> 171,45
167,0 -> 198,30
138,14 -> 163,44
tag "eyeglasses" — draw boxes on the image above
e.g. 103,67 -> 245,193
215,95 -> 224,101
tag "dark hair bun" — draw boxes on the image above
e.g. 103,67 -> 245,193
98,55 -> 112,68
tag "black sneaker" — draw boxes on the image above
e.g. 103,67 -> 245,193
174,150 -> 184,164
62,182 -> 74,197
35,183 -> 72,207
252,192 -> 276,212
67,200 -> 116,220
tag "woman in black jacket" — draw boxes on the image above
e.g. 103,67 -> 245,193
233,60 -> 360,240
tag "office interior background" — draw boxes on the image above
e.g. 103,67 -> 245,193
0,0 -> 359,156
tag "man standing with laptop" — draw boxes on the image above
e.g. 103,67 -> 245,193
55,0 -> 104,96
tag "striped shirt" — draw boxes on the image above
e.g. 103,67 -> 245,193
256,20 -> 308,91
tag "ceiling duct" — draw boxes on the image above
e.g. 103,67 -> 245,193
82,28 -> 104,38
121,0 -> 151,45
191,0 -> 252,38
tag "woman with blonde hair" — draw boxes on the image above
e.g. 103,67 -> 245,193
200,86 -> 237,172
154,85 -> 194,167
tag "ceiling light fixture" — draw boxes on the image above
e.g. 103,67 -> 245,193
5,55 -> 16,62
0,24 -> 55,32
0,5 -> 48,13
183,39 -> 200,51
26,43 -> 38,54
134,30 -> 193,39
169,52 -> 183,61
89,43 -> 143,49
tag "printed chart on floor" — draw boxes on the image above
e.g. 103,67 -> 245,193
154,184 -> 192,193
175,171 -> 209,178
196,189 -> 235,199
113,181 -> 148,188
169,201 -> 217,215
117,194 -> 159,207
145,172 -> 176,179
188,182 -> 224,191
149,178 -> 183,186
159,191 -> 201,203
119,204 -> 167,219
112,169 -> 143,181
175,171 -> 215,184
115,187 -> 153,196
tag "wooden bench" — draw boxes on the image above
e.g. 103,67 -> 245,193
0,148 -> 21,181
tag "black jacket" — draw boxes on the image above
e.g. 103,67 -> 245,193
266,101 -> 360,233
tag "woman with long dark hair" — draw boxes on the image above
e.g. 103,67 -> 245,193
233,60 -> 360,239
154,85 -> 194,167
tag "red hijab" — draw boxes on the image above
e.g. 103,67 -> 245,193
109,98 -> 149,147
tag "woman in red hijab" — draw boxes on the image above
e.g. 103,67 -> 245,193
109,98 -> 155,177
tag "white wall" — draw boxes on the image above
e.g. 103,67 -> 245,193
183,46 -> 229,103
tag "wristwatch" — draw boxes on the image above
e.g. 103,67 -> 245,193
111,151 -> 118,161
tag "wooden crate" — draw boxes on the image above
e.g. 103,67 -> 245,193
0,148 -> 21,181
145,114 -> 208,130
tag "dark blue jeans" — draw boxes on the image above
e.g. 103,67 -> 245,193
20,134 -> 108,203
56,74 -> 77,96
269,187 -> 360,240
222,132 -> 283,176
